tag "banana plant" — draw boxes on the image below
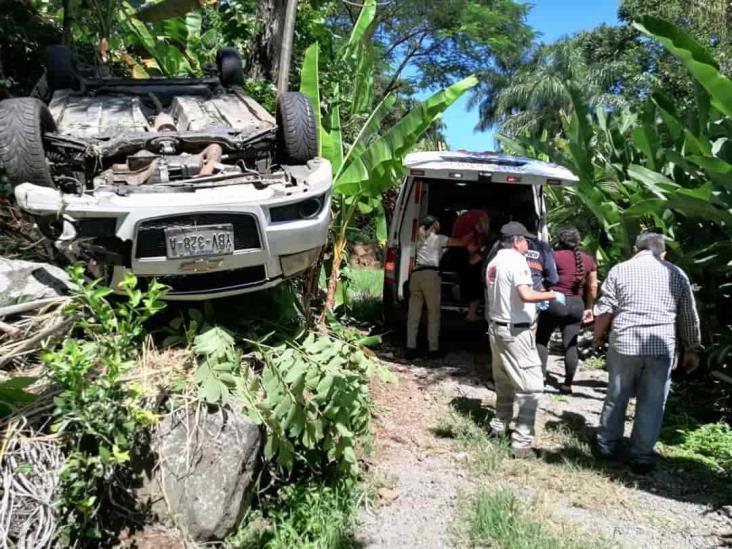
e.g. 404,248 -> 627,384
502,16 -> 732,357
121,2 -> 222,76
298,0 -> 477,317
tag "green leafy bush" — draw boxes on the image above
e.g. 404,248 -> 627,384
191,325 -> 387,477
43,267 -> 166,545
245,332 -> 379,476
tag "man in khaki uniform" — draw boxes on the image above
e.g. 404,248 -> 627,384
407,215 -> 474,358
485,222 -> 565,458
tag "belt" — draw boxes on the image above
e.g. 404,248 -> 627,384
413,265 -> 439,273
490,320 -> 532,328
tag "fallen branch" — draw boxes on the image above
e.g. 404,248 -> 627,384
0,298 -> 69,320
0,322 -> 21,339
0,319 -> 72,369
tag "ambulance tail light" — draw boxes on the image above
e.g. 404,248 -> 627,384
384,247 -> 397,286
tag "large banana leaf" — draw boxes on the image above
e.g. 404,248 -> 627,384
334,75 -> 478,197
337,93 -> 396,181
351,41 -> 375,115
635,16 -> 732,118
299,43 -> 323,157
627,164 -> 680,197
346,0 -> 376,48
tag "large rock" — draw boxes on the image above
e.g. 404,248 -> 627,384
0,258 -> 72,307
141,407 -> 262,541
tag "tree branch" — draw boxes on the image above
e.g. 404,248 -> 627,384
379,27 -> 429,62
377,31 -> 428,102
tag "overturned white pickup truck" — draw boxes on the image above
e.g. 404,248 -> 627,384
1,46 -> 331,300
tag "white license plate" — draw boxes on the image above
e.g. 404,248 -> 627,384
164,224 -> 235,258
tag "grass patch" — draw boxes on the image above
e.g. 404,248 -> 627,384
660,390 -> 732,474
580,355 -> 606,370
439,400 -> 617,544
343,267 -> 384,325
460,488 -> 604,549
229,479 -> 363,549
434,408 -> 509,474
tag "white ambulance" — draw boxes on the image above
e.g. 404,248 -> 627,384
383,150 -> 578,327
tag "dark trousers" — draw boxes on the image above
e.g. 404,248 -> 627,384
536,295 -> 584,385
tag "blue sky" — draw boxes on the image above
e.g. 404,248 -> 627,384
434,0 -> 621,151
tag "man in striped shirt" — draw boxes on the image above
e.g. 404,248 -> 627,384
592,232 -> 701,474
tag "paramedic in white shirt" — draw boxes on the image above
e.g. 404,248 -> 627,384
484,222 -> 565,458
406,215 -> 475,359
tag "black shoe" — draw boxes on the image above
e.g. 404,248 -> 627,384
558,384 -> 573,395
427,349 -> 445,359
629,461 -> 656,475
405,348 -> 419,360
591,442 -> 620,462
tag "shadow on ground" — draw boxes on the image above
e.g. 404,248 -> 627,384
541,409 -> 732,510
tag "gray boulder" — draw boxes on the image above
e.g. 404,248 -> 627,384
0,258 -> 72,307
142,407 -> 262,541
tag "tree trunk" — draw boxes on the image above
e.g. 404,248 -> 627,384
249,0 -> 288,83
61,0 -> 73,46
318,235 -> 347,329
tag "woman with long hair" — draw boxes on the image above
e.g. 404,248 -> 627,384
535,227 -> 598,393
406,215 -> 474,359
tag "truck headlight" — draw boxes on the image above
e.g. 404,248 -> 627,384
280,247 -> 322,277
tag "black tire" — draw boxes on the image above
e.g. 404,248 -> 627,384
276,92 -> 318,164
0,98 -> 56,188
45,45 -> 80,92
217,47 -> 244,88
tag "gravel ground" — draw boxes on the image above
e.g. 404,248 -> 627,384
356,342 -> 732,548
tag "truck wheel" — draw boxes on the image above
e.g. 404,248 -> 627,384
0,98 -> 56,188
217,47 -> 244,88
45,45 -> 81,92
276,91 -> 318,164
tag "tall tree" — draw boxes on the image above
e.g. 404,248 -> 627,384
248,0 -> 287,81
332,0 -> 533,100
475,0 -> 732,137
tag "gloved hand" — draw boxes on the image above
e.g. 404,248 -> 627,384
553,291 -> 566,306
536,300 -> 550,311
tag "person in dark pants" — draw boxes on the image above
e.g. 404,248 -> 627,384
592,232 -> 700,474
450,210 -> 490,321
535,227 -> 598,394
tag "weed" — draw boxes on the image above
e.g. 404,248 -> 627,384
460,488 -> 601,549
434,411 -> 509,474
581,355 -> 606,370
229,478 -> 361,549
658,388 -> 732,478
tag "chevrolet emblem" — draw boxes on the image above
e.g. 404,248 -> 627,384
179,258 -> 223,273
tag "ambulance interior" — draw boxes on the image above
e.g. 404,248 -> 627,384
422,178 -> 541,310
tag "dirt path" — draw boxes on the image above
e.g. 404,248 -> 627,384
356,344 -> 731,548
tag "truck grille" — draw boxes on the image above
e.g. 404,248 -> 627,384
137,265 -> 267,295
135,213 -> 261,259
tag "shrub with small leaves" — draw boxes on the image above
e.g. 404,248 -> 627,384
43,267 -> 166,545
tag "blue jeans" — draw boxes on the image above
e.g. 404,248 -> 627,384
596,348 -> 673,463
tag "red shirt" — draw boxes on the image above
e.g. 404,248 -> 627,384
452,210 -> 488,248
553,250 -> 596,296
